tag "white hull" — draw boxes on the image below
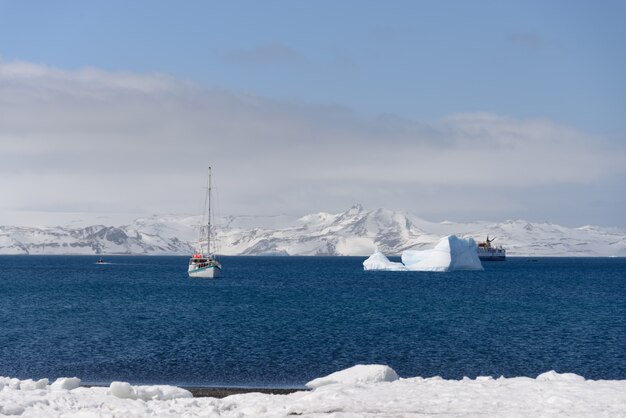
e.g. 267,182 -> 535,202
188,265 -> 221,278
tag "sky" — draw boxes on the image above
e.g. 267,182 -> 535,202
0,0 -> 625,227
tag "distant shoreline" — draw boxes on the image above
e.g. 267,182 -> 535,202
184,387 -> 304,398
85,385 -> 305,398
1,254 -> 624,258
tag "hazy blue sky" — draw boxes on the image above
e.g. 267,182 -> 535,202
0,1 -> 625,226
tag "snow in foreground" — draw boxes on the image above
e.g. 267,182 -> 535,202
364,235 -> 484,272
2,365 -> 626,417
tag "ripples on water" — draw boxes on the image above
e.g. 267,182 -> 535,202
0,256 -> 624,387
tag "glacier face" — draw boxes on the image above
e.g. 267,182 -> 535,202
0,204 -> 625,256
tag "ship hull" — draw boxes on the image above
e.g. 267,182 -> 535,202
188,265 -> 221,278
478,254 -> 506,261
477,248 -> 506,261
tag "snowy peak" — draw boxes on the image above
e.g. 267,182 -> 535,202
0,224 -> 194,255
346,203 -> 364,215
0,207 -> 625,256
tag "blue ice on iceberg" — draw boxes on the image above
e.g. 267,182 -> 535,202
363,235 -> 483,272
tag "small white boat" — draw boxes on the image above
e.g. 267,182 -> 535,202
188,166 -> 222,278
188,253 -> 221,278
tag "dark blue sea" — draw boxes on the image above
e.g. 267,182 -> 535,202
1,256 -> 625,388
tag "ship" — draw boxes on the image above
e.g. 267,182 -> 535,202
477,235 -> 506,261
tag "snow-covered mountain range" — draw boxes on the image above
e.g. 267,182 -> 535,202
1,204 -> 625,256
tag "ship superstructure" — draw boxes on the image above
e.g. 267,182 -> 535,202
477,235 -> 506,261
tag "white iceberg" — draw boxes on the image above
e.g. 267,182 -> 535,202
403,235 -> 484,271
364,235 -> 483,272
362,250 -> 407,271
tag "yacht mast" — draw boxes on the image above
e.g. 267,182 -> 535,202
207,166 -> 212,256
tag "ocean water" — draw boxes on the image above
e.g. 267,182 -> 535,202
0,256 -> 624,388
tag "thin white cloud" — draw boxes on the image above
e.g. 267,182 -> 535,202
0,59 -> 181,93
0,60 -> 624,225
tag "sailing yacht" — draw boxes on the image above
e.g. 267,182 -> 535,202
188,166 -> 222,278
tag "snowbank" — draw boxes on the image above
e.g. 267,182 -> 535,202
109,381 -> 192,400
364,235 -> 483,272
1,367 -> 626,417
306,364 -> 399,389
